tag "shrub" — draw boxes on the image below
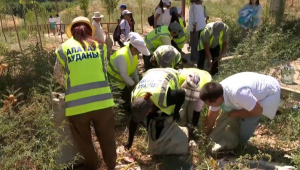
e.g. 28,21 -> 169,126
18,29 -> 29,40
0,42 -> 8,55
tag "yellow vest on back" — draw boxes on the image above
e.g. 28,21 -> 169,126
145,26 -> 171,53
179,68 -> 212,89
55,37 -> 114,116
132,68 -> 179,115
173,18 -> 186,50
107,44 -> 138,90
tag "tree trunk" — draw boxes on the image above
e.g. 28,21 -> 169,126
55,0 -> 59,14
0,14 -> 7,42
141,0 -> 143,34
34,3 -> 43,48
12,15 -> 22,52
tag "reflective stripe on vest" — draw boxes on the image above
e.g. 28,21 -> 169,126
107,45 -> 138,89
197,26 -> 229,51
179,68 -> 212,90
132,68 -> 179,115
56,38 -> 114,116
145,26 -> 171,52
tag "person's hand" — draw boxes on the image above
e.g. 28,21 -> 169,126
124,142 -> 132,150
193,24 -> 196,33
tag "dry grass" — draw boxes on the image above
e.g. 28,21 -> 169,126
1,14 -> 22,28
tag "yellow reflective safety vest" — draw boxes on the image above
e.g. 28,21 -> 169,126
55,37 -> 114,116
179,68 -> 212,90
179,18 -> 184,28
107,44 -> 138,90
153,45 -> 181,68
145,26 -> 171,53
132,68 -> 179,115
197,23 -> 229,51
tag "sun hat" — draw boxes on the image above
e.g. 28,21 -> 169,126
119,4 -> 127,9
92,11 -> 104,19
131,97 -> 152,123
126,32 -> 150,56
169,22 -> 185,37
121,10 -> 132,16
181,72 -> 201,101
153,45 -> 177,68
66,16 -> 95,38
162,0 -> 171,6
210,21 -> 227,35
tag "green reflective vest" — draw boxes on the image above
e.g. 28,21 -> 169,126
173,18 -> 186,50
179,68 -> 212,90
107,44 -> 138,90
55,37 -> 114,116
197,24 -> 229,51
145,26 -> 171,53
132,68 -> 179,115
153,45 -> 181,68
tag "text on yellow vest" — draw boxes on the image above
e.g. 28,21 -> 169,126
145,26 -> 171,53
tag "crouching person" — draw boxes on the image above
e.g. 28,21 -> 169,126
147,45 -> 182,70
178,68 -> 212,139
124,68 -> 189,155
200,72 -> 281,150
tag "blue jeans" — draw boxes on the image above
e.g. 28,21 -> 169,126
239,115 -> 262,145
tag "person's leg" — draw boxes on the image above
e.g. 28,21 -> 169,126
120,86 -> 132,113
92,107 -> 117,170
239,114 -> 262,145
68,113 -> 98,170
210,45 -> 220,76
197,49 -> 206,69
241,28 -> 248,40
190,31 -> 200,64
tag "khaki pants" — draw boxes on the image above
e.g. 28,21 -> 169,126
68,107 -> 117,170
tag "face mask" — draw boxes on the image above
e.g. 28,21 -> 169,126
220,103 -> 233,113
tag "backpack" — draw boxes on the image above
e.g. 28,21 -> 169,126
113,23 -> 121,41
148,13 -> 155,27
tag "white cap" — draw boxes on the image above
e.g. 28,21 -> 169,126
162,0 -> 171,6
122,10 -> 132,15
177,7 -> 182,14
92,12 -> 104,19
128,32 -> 150,56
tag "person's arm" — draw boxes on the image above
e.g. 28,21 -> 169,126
205,107 -> 220,135
125,119 -> 139,149
132,69 -> 139,84
253,5 -> 263,18
171,39 -> 182,53
154,8 -> 162,28
113,56 -> 135,86
203,31 -> 212,69
120,20 -> 125,35
166,88 -> 185,121
161,36 -> 172,45
98,24 -> 105,43
192,4 -> 197,32
228,88 -> 263,118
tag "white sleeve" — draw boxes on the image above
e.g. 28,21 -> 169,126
254,5 -> 263,18
209,106 -> 221,112
155,8 -> 162,15
113,56 -> 135,86
235,87 -> 258,112
119,20 -> 126,29
132,69 -> 139,84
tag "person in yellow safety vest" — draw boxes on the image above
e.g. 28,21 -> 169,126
177,7 -> 186,28
107,32 -> 150,113
197,21 -> 230,76
146,45 -> 182,70
178,68 -> 212,139
169,7 -> 187,52
55,17 -> 116,170
124,68 -> 186,150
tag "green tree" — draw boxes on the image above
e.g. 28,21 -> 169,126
79,0 -> 89,17
101,0 -> 119,22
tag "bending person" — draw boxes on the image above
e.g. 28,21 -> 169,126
200,72 -> 281,147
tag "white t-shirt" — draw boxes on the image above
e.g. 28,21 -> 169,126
92,21 -> 105,43
188,3 -> 206,31
55,17 -> 60,24
210,72 -> 280,116
155,7 -> 163,26
119,19 -> 131,38
49,18 -> 55,23
162,8 -> 172,26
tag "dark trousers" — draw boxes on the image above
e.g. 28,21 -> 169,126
121,85 -> 133,113
197,45 -> 220,76
68,108 -> 116,170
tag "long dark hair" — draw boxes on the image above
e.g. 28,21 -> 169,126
249,0 -> 260,5
157,0 -> 165,13
170,11 -> 179,24
71,23 -> 104,49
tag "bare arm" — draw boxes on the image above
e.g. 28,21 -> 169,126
205,109 -> 220,135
